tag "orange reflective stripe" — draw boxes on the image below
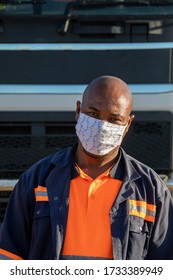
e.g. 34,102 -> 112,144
129,209 -> 155,222
146,203 -> 156,212
34,186 -> 47,192
145,215 -> 156,222
130,199 -> 156,211
129,199 -> 156,222
35,196 -> 49,201
130,209 -> 145,219
34,185 -> 48,201
130,199 -> 146,207
0,248 -> 23,260
130,199 -> 156,212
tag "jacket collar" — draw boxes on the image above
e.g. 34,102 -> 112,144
50,144 -> 141,183
120,147 -> 141,182
50,143 -> 77,168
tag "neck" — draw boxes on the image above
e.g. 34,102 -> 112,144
75,142 -> 120,178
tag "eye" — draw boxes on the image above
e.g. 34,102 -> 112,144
109,117 -> 116,123
88,112 -> 99,118
109,117 -> 126,125
109,117 -> 122,124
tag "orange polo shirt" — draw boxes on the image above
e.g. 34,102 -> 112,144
62,164 -> 122,259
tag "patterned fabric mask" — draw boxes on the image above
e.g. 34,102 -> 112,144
76,112 -> 127,156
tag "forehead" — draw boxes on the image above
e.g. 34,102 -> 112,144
82,86 -> 130,114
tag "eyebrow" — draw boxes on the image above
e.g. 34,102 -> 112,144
88,106 -> 99,111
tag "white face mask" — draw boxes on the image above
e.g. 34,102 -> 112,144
76,112 -> 127,156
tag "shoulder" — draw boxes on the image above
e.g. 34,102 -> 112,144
28,145 -> 75,175
17,145 -> 76,191
121,148 -> 169,198
121,147 -> 157,175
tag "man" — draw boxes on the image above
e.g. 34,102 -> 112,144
0,75 -> 173,260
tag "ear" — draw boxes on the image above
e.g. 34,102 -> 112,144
75,101 -> 81,122
123,114 -> 135,136
128,114 -> 135,127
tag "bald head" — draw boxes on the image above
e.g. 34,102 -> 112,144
82,76 -> 133,115
75,75 -> 135,159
